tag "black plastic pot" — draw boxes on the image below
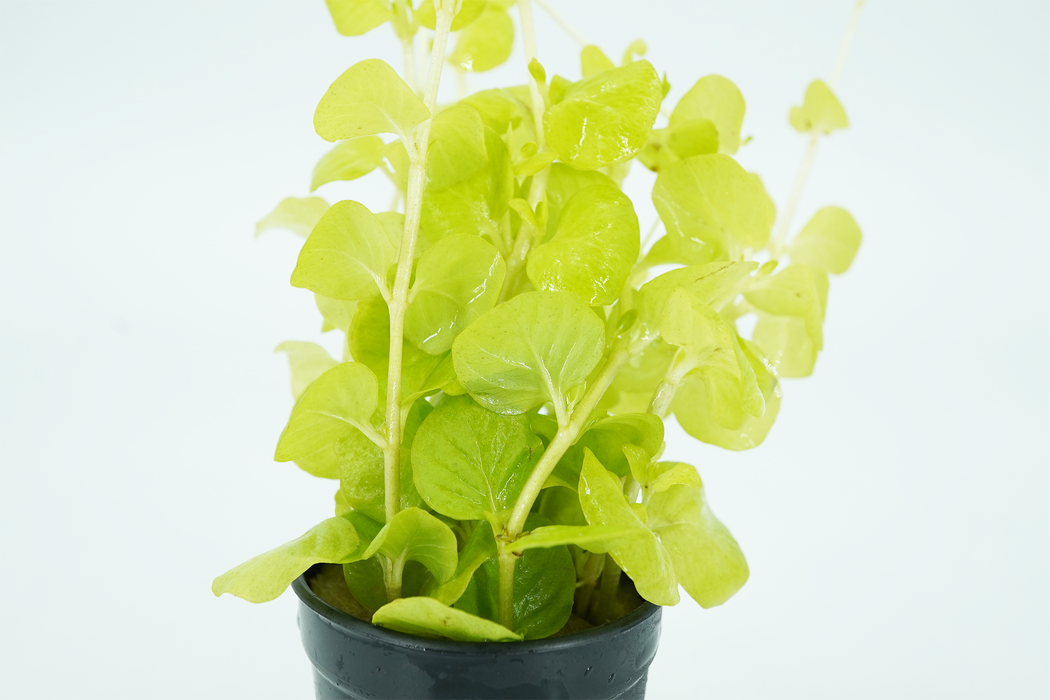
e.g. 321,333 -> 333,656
291,566 -> 663,699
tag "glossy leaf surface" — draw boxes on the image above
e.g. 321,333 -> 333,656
406,235 -> 506,354
527,185 -> 640,305
544,60 -> 662,170
452,291 -> 605,418
578,451 -> 679,605
412,396 -> 541,526
373,597 -> 522,641
212,516 -> 359,603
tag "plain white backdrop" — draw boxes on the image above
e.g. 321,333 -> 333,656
1,1 -> 1048,698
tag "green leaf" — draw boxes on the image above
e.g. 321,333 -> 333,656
625,447 -> 703,495
752,314 -> 817,378
255,197 -> 329,238
639,261 -> 757,329
457,515 -> 576,639
274,362 -> 380,462
295,442 -> 341,480
670,75 -> 746,154
461,88 -> 534,142
744,264 -> 828,351
526,185 -> 640,305
425,104 -> 489,191
553,413 -> 664,487
452,291 -> 606,418
314,59 -> 430,141
448,7 -> 514,72
648,482 -> 748,608
544,60 -> 662,170
421,127 -> 514,243
311,136 -> 387,191
578,450 -> 679,605
789,206 -> 861,274
212,516 -> 360,603
543,163 -> 616,243
412,396 -> 542,526
315,295 -> 357,334
325,0 -> 392,36
290,200 -> 397,301
652,154 -> 776,259
673,338 -> 781,451
789,79 -> 848,134
580,45 -> 615,78
336,427 -> 423,523
373,597 -> 522,641
360,507 -> 458,584
510,524 -> 641,553
275,342 -> 339,399
413,0 -> 487,31
425,521 -> 498,605
406,235 -> 506,354
660,287 -> 739,374
349,296 -> 457,407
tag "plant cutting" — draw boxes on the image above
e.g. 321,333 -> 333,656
214,0 -> 865,697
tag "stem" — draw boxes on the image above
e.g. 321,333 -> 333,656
393,0 -> 418,94
647,349 -> 696,419
498,0 -> 550,302
382,557 -> 404,602
505,339 -> 632,538
535,0 -> 587,46
770,0 -> 865,258
593,556 -> 622,623
383,8 -> 454,527
497,544 -> 516,629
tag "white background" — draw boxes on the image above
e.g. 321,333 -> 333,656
1,1 -> 1048,698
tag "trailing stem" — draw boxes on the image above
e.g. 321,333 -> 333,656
383,6 -> 455,542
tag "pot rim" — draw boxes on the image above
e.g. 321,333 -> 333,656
291,566 -> 661,656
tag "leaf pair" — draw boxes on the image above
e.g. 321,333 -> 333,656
580,450 -> 749,608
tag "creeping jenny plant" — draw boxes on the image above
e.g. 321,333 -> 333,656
214,0 -> 864,641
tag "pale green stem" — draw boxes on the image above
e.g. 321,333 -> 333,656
497,544 -> 517,629
647,349 -> 695,419
505,338 -> 632,539
770,0 -> 864,258
393,0 -> 418,94
383,8 -> 454,529
498,0 -> 550,302
593,555 -> 621,623
382,556 -> 404,602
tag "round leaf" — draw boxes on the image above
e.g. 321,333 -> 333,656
361,507 -> 458,584
406,235 -> 506,355
311,136 -> 387,191
789,206 -> 862,274
544,60 -> 662,170
789,80 -> 849,134
255,197 -> 329,239
373,597 -> 522,641
448,8 -> 514,72
670,75 -> 746,155
275,341 -> 338,399
314,58 -> 430,141
452,291 -> 606,418
291,200 -> 397,301
325,0 -> 392,36
526,185 -> 640,305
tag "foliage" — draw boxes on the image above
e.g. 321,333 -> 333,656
216,0 -> 862,643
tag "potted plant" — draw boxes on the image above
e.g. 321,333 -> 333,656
213,0 -> 864,697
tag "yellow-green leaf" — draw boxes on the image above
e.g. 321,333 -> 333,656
255,197 -> 329,238
413,0 -> 487,31
360,508 -> 458,583
274,362 -> 380,462
526,185 -> 640,305
290,200 -> 396,301
373,597 -> 522,641
212,516 -> 360,603
670,75 -> 746,154
448,7 -> 514,72
544,60 -> 662,170
311,136 -> 387,191
580,45 -> 615,78
275,341 -> 339,399
314,59 -> 430,141
325,0 -> 392,36
789,79 -> 848,134
789,206 -> 861,274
